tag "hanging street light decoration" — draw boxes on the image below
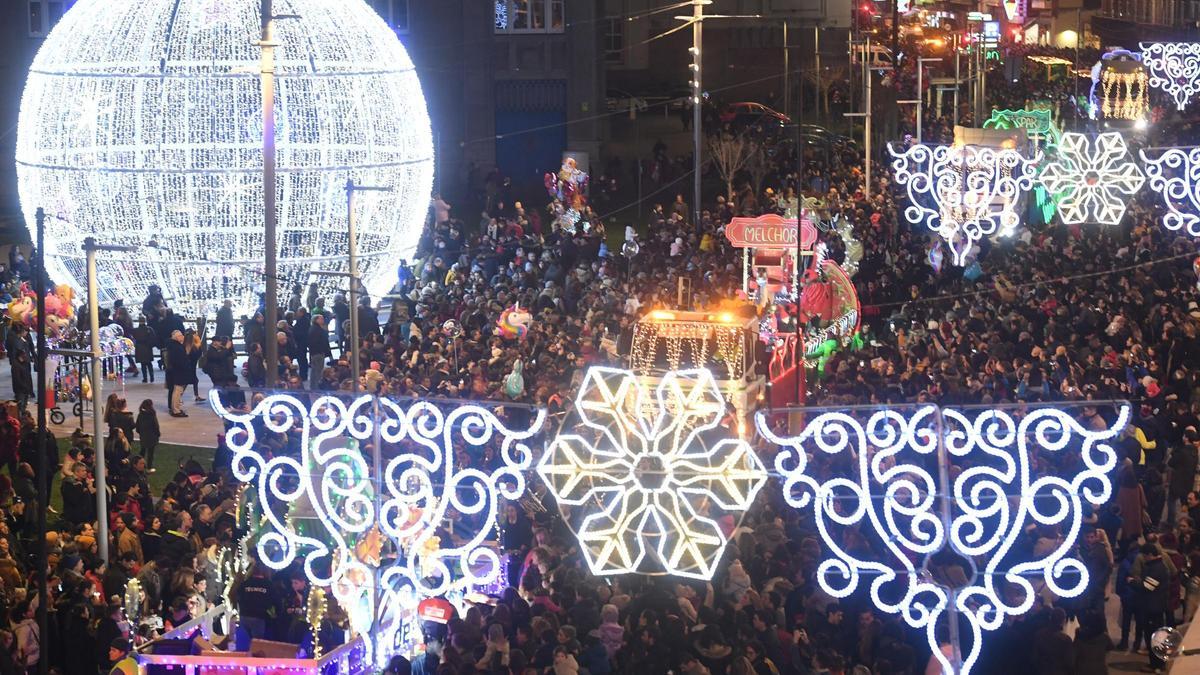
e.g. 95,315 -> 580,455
1141,42 -> 1200,111
1141,146 -> 1200,236
889,143 -> 1040,267
1039,132 -> 1145,225
756,403 -> 1130,675
538,367 -> 768,580
212,391 -> 544,667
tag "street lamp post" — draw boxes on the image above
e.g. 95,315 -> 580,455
845,40 -> 873,199
917,57 -> 942,142
691,0 -> 704,230
259,0 -> 279,388
345,180 -> 391,393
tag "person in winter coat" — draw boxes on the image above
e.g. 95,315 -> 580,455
308,314 -> 332,390
0,406 -> 20,477
165,330 -> 189,416
1167,428 -> 1200,525
135,399 -> 160,471
1116,545 -> 1140,650
6,325 -> 33,413
1116,461 -> 1148,548
132,318 -> 158,383
1072,610 -> 1111,675
597,603 -> 624,659
474,623 -> 510,671
1131,541 -> 1176,661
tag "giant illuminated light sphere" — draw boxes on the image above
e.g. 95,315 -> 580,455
16,0 -> 434,320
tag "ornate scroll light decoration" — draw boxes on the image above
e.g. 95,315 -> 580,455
1040,132 -> 1145,225
211,391 -> 544,667
1141,42 -> 1200,111
538,368 -> 768,580
890,143 -> 1040,266
1140,146 -> 1200,236
756,404 -> 1130,675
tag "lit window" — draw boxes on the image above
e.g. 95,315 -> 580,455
29,0 -> 74,37
368,0 -> 409,33
495,0 -> 565,33
604,18 -> 624,64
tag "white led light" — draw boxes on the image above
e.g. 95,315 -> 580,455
538,367 -> 768,580
1039,132 -> 1145,225
16,0 -> 434,320
211,391 -> 543,666
756,404 -> 1130,675
1140,146 -> 1200,236
889,143 -> 1039,266
1141,42 -> 1200,111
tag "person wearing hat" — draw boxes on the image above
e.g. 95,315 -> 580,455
107,637 -> 137,674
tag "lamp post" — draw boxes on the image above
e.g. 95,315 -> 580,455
33,208 -> 47,675
259,0 -> 279,388
908,57 -> 942,143
83,238 -> 139,564
845,40 -> 874,199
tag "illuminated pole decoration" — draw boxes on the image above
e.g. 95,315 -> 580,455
889,143 -> 1040,266
211,392 -> 544,666
16,0 -> 434,321
1140,42 -> 1200,111
1039,132 -> 1145,225
756,403 -> 1130,675
538,368 -> 768,580
1141,146 -> 1200,236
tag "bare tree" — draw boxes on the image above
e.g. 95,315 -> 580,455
747,142 -> 772,200
708,134 -> 759,203
803,65 -> 847,117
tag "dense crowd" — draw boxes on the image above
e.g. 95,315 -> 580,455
0,49 -> 1197,675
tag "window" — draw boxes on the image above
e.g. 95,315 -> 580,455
29,0 -> 74,37
604,18 -> 624,63
495,0 -> 565,33
368,0 -> 409,33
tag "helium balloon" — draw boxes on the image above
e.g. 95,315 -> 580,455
1151,627 -> 1183,660
622,240 -> 640,257
497,304 -> 532,340
441,320 -> 462,339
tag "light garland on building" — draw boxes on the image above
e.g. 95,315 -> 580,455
1141,146 -> 1200,236
538,368 -> 768,579
1140,42 -> 1200,111
889,143 -> 1039,266
16,0 -> 435,320
211,391 -> 544,667
755,403 -> 1130,675
1039,132 -> 1145,225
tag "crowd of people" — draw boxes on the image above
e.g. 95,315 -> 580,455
0,47 -> 1196,675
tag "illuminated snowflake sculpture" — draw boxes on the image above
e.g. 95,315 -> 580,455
538,368 -> 768,579
1141,42 -> 1200,111
756,403 -> 1130,675
1040,132 -> 1144,225
1141,146 -> 1200,236
16,0 -> 434,320
890,143 -> 1040,266
212,391 -> 544,666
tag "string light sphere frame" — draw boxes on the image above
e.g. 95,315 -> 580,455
538,367 -> 768,580
756,402 -> 1130,675
16,0 -> 435,320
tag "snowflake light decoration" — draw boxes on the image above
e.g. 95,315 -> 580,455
212,391 -> 544,667
1141,42 -> 1200,111
1140,146 -> 1200,236
756,403 -> 1130,675
16,0 -> 434,320
889,143 -> 1040,266
1039,132 -> 1145,225
538,367 -> 768,579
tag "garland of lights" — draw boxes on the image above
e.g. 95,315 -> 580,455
538,368 -> 768,580
630,321 -> 745,379
16,0 -> 434,321
1101,69 -> 1150,120
1039,132 -> 1145,225
1141,146 -> 1200,236
756,404 -> 1130,675
889,143 -> 1039,266
211,392 -> 544,667
1140,42 -> 1200,111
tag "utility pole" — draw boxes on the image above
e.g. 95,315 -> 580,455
33,208 -> 47,675
954,33 -> 961,128
260,0 -> 279,387
691,0 -> 703,230
845,40 -> 874,199
783,21 -> 790,118
345,180 -> 390,393
917,57 -> 941,142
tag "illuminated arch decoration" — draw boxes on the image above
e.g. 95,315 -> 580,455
756,403 -> 1130,675
538,368 -> 768,579
212,392 -> 544,666
1089,49 -> 1149,122
889,143 -> 1040,266
1141,42 -> 1200,111
1039,132 -> 1145,225
1141,146 -> 1200,236
16,0 -> 435,321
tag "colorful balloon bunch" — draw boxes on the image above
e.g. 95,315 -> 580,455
6,283 -> 75,337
